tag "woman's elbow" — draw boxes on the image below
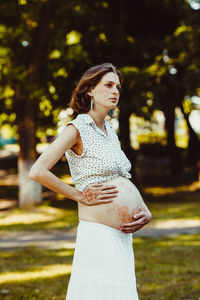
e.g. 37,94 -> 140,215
29,166 -> 42,180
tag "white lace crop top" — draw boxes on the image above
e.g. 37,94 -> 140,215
65,113 -> 132,191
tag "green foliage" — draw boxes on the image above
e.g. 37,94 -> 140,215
0,0 -> 199,145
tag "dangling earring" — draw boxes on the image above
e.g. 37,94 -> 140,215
108,109 -> 114,117
90,98 -> 94,110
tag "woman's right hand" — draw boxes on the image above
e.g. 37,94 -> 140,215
79,183 -> 119,206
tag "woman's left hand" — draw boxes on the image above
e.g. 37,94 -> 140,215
120,208 -> 152,233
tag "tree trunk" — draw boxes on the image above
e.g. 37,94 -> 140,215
118,105 -> 142,189
18,158 -> 42,206
15,0 -> 54,207
14,88 -> 42,207
163,106 -> 183,175
179,104 -> 200,180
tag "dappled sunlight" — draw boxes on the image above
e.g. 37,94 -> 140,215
134,234 -> 199,247
144,181 -> 200,195
57,175 -> 73,199
4,144 -> 19,153
151,234 -> 200,247
0,252 -> 14,258
54,249 -> 74,257
0,199 -> 17,210
0,206 -> 65,226
45,218 -> 78,230
134,234 -> 200,248
147,201 -> 200,222
177,234 -> 200,241
148,219 -> 200,229
60,174 -> 73,185
134,234 -> 200,298
0,202 -> 78,231
132,237 -> 146,245
0,247 -> 74,259
154,239 -> 200,247
141,283 -> 164,292
0,174 -> 18,186
0,264 -> 72,284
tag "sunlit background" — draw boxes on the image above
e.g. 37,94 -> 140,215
0,1 -> 200,299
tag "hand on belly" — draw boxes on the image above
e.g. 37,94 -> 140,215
78,176 -> 151,230
119,207 -> 152,233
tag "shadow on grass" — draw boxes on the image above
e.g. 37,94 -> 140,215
0,235 -> 200,300
0,274 -> 70,300
143,189 -> 200,221
45,198 -> 78,210
0,245 -> 71,299
134,234 -> 200,300
0,246 -> 74,274
0,214 -> 79,231
0,199 -> 79,231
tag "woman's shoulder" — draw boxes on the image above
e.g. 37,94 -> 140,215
67,113 -> 86,125
66,113 -> 91,135
71,113 -> 91,123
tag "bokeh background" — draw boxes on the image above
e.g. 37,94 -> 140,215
0,0 -> 200,299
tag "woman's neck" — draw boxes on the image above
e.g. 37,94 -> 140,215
87,110 -> 107,130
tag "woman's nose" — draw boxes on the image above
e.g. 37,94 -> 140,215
113,87 -> 119,94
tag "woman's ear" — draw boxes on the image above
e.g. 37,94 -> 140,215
87,91 -> 92,97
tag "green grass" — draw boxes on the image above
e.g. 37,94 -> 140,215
134,234 -> 200,299
0,234 -> 199,300
0,165 -> 200,299
0,246 -> 72,300
147,198 -> 200,221
0,200 -> 79,232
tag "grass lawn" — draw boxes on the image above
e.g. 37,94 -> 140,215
0,234 -> 199,300
134,234 -> 200,299
0,164 -> 200,299
0,199 -> 79,232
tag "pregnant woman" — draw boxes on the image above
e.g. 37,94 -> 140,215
29,62 -> 152,300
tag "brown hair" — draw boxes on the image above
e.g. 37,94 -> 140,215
69,62 -> 123,113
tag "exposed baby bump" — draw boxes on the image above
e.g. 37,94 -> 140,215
78,176 -> 147,229
105,178 -> 146,225
107,204 -> 134,223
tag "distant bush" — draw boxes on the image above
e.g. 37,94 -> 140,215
139,143 -> 169,157
139,142 -> 187,159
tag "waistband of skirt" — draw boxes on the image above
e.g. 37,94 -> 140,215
78,220 -> 132,238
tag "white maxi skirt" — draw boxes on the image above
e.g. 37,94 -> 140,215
66,220 -> 139,300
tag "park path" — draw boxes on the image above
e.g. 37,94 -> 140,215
0,220 -> 200,250
0,158 -> 200,249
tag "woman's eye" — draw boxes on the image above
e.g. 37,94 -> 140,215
105,84 -> 121,92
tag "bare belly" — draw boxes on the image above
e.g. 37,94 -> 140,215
78,176 -> 149,230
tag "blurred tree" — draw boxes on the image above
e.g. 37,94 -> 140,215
1,0 -> 200,207
150,2 -> 200,177
0,0 -> 85,206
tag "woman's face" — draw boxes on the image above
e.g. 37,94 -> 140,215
88,72 -> 121,111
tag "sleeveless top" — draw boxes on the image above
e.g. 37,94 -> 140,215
65,113 -> 132,191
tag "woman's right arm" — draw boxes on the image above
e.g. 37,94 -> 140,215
29,125 -> 118,205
